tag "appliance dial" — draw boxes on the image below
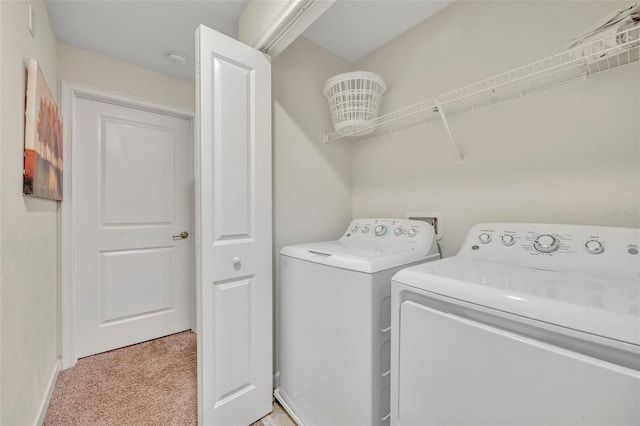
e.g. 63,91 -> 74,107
361,226 -> 370,234
407,228 -> 417,237
533,234 -> 559,253
479,233 -> 491,244
394,228 -> 403,236
501,235 -> 515,246
375,225 -> 388,236
585,240 -> 604,254
351,225 -> 359,232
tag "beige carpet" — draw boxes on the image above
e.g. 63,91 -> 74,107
44,331 -> 198,425
43,332 -> 293,426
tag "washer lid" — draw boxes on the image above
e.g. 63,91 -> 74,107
281,240 -> 432,273
392,257 -> 640,346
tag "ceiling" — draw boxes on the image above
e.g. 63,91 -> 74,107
303,0 -> 453,63
45,0 -> 248,81
45,0 -> 453,82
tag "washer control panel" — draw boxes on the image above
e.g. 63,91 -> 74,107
461,223 -> 640,280
342,218 -> 435,251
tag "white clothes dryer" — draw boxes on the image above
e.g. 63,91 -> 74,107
391,223 -> 640,426
275,218 -> 440,426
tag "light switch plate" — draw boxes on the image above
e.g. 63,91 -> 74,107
29,4 -> 35,37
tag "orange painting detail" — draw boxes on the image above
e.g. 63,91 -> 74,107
24,59 -> 63,201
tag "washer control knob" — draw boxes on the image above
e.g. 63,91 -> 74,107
585,240 -> 604,254
501,235 -> 515,246
407,228 -> 417,237
375,225 -> 388,236
361,225 -> 370,234
479,233 -> 491,244
394,228 -> 403,236
534,234 -> 559,253
351,225 -> 359,232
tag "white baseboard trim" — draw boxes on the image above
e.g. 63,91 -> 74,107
273,388 -> 303,426
34,358 -> 61,426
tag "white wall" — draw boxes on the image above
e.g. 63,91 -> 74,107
272,37 -> 353,250
0,0 -> 3,417
271,36 -> 352,372
57,43 -> 194,111
0,1 -> 59,424
351,0 -> 640,257
0,0 -> 3,400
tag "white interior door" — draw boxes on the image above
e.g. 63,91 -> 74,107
196,25 -> 272,426
75,97 -> 194,358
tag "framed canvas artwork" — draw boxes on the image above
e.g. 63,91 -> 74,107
23,59 -> 63,201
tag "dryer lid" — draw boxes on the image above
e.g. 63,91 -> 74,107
393,257 -> 640,347
281,240 -> 435,273
299,240 -> 411,258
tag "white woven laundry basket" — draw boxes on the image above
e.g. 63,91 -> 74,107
323,71 -> 387,136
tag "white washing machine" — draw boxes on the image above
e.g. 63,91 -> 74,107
275,218 -> 440,426
391,223 -> 640,426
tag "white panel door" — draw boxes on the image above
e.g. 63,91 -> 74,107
75,98 -> 193,358
196,25 -> 272,426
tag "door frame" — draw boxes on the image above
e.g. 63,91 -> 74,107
60,81 -> 195,369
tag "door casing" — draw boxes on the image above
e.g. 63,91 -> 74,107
60,81 -> 195,369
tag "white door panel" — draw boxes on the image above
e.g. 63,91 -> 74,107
76,98 -> 193,358
101,119 -> 175,225
196,24 -> 272,426
99,247 -> 173,322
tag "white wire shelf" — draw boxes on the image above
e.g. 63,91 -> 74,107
324,26 -> 640,145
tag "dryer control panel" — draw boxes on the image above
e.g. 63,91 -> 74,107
342,218 -> 436,254
460,223 -> 640,280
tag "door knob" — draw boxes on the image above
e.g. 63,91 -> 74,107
172,231 -> 189,240
233,256 -> 241,265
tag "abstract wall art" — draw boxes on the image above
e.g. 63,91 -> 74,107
24,59 -> 63,201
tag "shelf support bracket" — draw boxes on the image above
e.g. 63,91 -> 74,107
435,98 -> 464,166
